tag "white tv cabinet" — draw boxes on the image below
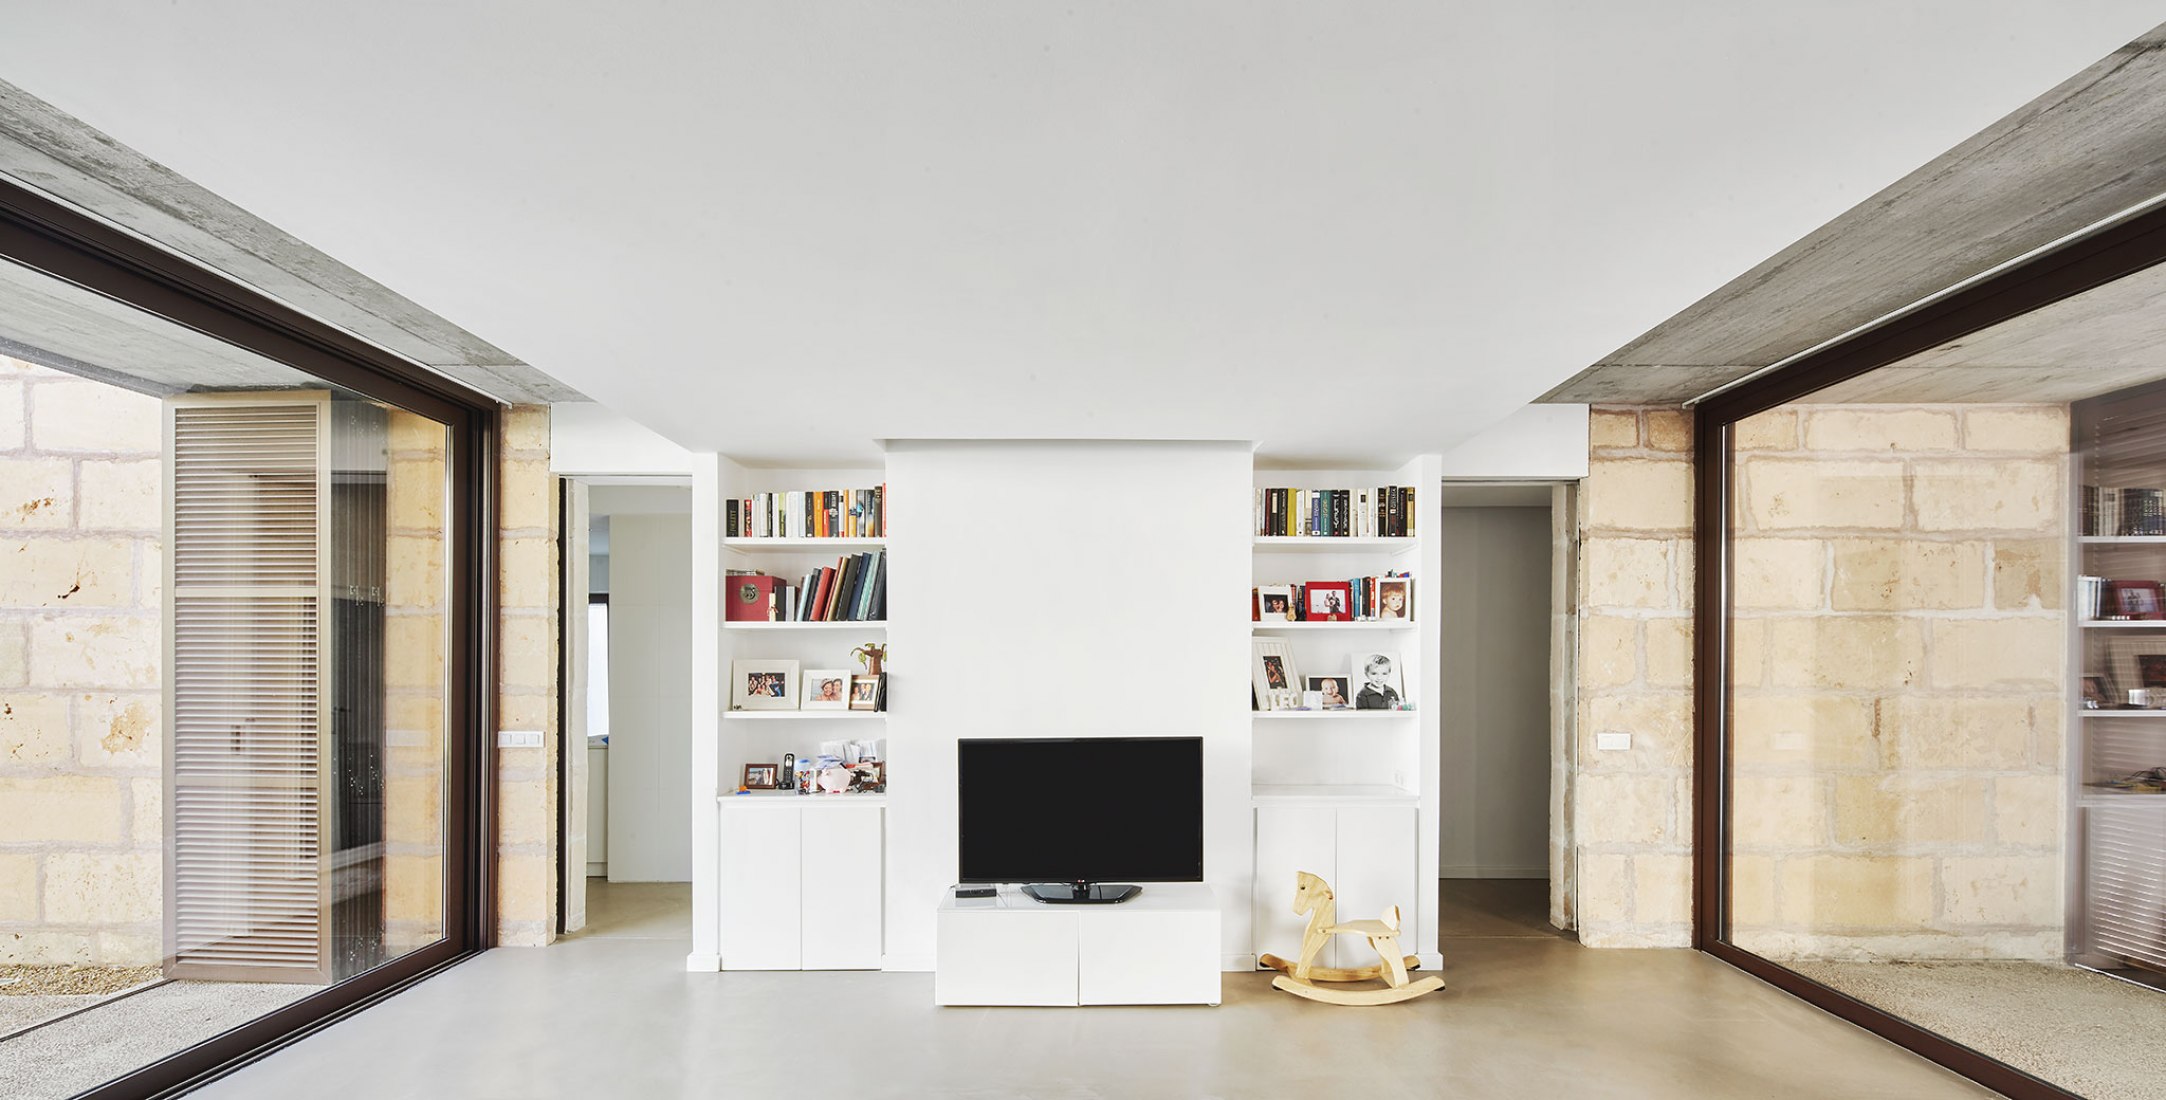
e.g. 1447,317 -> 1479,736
934,884 -> 1221,1006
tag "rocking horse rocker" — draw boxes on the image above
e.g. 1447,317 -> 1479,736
1260,871 -> 1444,1006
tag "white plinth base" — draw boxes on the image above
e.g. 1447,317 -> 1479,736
935,883 -> 1221,1006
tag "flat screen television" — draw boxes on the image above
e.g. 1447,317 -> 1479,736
957,736 -> 1203,904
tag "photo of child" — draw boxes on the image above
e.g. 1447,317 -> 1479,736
1308,675 -> 1350,709
1263,654 -> 1288,689
1354,653 -> 1403,710
1377,578 -> 1410,621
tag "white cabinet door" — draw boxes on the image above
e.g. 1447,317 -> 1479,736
1333,805 -> 1418,969
718,807 -> 802,970
1252,805 -> 1336,968
1078,907 -> 1220,1005
801,805 -> 884,969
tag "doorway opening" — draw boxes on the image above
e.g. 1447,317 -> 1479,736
558,479 -> 695,943
1438,481 -> 1579,941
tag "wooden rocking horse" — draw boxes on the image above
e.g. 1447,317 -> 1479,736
1260,871 -> 1444,1006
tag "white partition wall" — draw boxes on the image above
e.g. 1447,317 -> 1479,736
884,441 -> 1254,970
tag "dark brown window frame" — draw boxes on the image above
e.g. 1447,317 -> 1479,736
1693,200 -> 2166,1100
0,176 -> 500,1100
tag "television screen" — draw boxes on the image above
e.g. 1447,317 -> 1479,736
957,736 -> 1204,885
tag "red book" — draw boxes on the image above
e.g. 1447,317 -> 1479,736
726,575 -> 782,622
810,567 -> 837,621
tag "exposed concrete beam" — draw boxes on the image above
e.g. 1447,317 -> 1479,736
0,78 -> 584,405
1542,23 -> 2166,405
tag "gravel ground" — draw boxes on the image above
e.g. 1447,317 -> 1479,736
0,967 -> 161,1039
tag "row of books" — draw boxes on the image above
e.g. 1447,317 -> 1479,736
1256,487 -> 1417,538
2083,485 -> 2165,537
727,552 -> 887,622
727,487 -> 886,540
1252,574 -> 1413,622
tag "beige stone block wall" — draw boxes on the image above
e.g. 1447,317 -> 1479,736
496,406 -> 559,946
1728,402 -> 2066,961
382,409 -> 450,954
0,359 -> 163,965
1574,406 -> 1694,947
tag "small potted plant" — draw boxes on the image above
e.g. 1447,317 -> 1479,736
852,642 -> 888,676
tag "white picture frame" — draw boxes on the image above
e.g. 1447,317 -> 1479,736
1252,638 -> 1302,711
731,658 -> 801,710
1256,584 -> 1297,622
801,669 -> 851,710
1351,651 -> 1405,710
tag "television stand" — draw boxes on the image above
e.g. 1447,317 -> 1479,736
937,884 -> 1221,1005
1023,882 -> 1140,904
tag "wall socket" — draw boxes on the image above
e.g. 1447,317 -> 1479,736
498,730 -> 543,749
1595,731 -> 1631,751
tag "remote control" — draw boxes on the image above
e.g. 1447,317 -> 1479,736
954,885 -> 997,898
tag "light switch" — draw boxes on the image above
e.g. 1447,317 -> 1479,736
1596,731 -> 1631,751
498,730 -> 544,748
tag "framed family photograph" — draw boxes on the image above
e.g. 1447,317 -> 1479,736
1251,638 -> 1302,711
1376,577 -> 1411,621
849,673 -> 884,711
1352,651 -> 1404,710
1257,584 -> 1296,622
742,762 -> 780,789
2083,673 -> 2114,710
731,658 -> 800,710
1305,581 -> 1353,622
1307,674 -> 1351,709
802,669 -> 851,710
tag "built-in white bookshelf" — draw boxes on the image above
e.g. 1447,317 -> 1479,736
725,621 -> 888,631
1249,458 -> 1443,969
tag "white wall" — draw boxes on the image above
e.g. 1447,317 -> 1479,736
605,513 -> 694,881
883,441 -> 1252,969
1437,404 -> 1590,480
550,402 -> 694,476
1439,505 -> 1553,878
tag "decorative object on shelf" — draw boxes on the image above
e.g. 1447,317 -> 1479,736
1307,675 -> 1351,710
849,673 -> 887,712
1251,638 -> 1303,711
726,574 -> 787,622
818,766 -> 853,794
2092,767 -> 2166,794
1305,581 -> 1353,622
1257,585 -> 1296,622
802,669 -> 851,710
781,752 -> 796,784
2112,580 -> 2166,620
853,642 -> 888,676
2107,638 -> 2166,697
742,762 -> 780,789
730,659 -> 801,710
1260,871 -> 1441,1006
729,485 -> 885,539
1256,486 -> 1418,537
1352,651 -> 1404,710
2083,675 -> 2112,710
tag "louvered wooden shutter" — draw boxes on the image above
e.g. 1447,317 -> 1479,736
164,393 -> 333,982
2084,805 -> 2166,974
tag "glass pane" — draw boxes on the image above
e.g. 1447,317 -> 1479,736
1722,277 -> 2166,1093
0,256 -> 451,1095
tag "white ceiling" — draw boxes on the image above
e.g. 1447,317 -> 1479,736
0,3 -> 2158,463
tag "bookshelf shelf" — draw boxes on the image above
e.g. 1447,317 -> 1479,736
724,710 -> 886,721
1251,620 -> 1416,632
2081,709 -> 2166,718
1253,536 -> 1416,554
1251,709 -> 1416,720
724,621 -> 887,631
1251,783 -> 1417,805
2081,620 -> 2166,629
725,537 -> 885,553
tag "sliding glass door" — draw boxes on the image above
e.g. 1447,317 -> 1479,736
0,179 -> 489,1098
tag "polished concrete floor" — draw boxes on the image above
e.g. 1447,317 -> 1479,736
188,879 -> 1994,1100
